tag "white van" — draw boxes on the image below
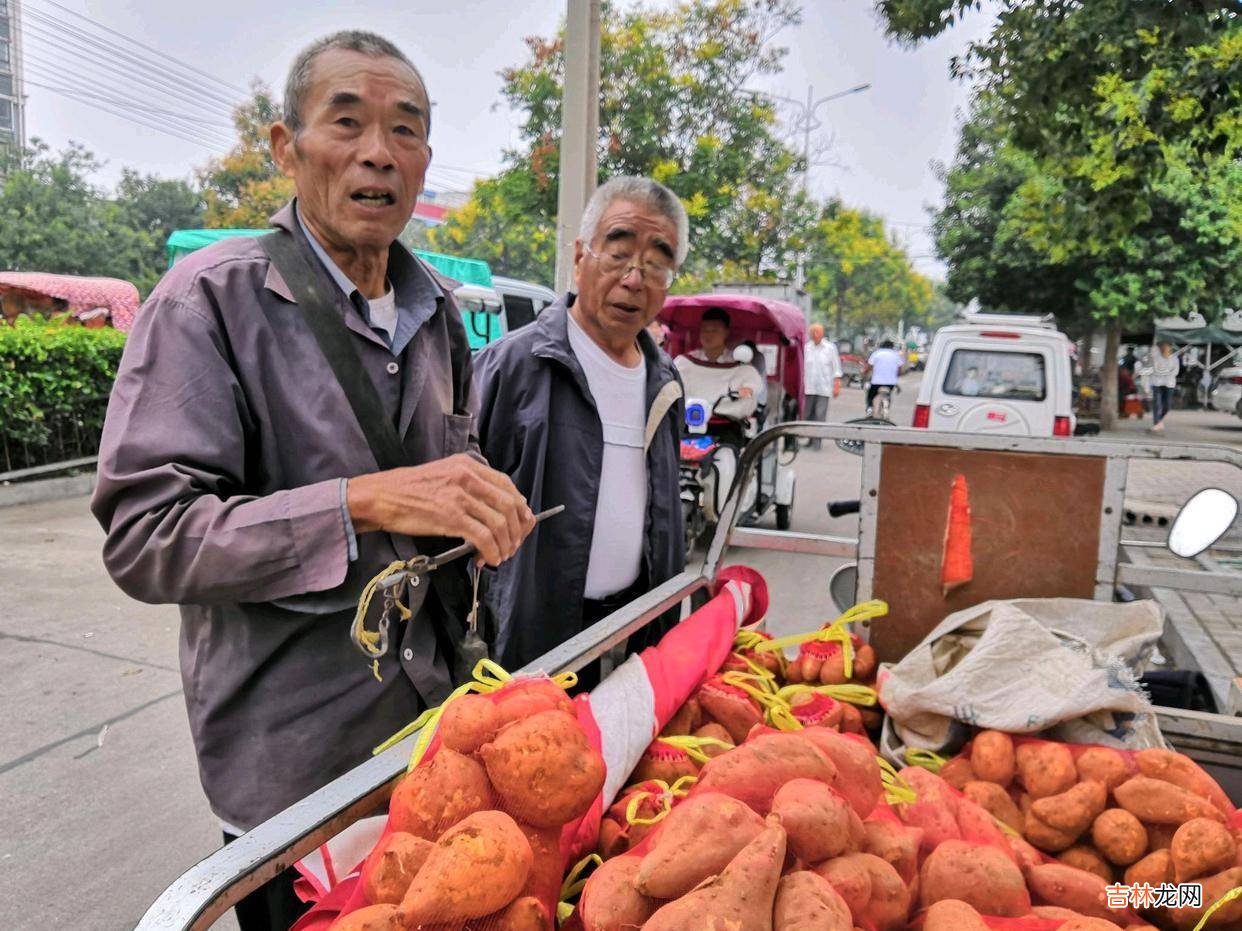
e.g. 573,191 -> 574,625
492,276 -> 557,333
913,313 -> 1077,437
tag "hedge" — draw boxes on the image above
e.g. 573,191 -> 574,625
0,317 -> 127,473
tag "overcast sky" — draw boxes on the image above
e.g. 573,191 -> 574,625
17,0 -> 995,278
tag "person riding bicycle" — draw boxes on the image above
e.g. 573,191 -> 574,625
864,338 -> 903,415
674,307 -> 764,448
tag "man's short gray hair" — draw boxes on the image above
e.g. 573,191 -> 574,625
579,176 -> 690,266
283,30 -> 429,135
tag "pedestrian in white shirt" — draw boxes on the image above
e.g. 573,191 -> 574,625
1148,340 -> 1180,432
864,339 -> 903,414
803,322 -> 842,449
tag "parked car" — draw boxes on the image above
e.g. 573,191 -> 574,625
1208,366 -> 1242,417
913,312 -> 1077,437
492,276 -> 556,334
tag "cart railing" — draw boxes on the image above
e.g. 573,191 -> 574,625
703,422 -> 1242,600
134,571 -> 710,930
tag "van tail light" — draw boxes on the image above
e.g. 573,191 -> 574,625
1053,416 -> 1072,437
980,331 -> 1021,339
913,404 -> 931,428
1228,376 -> 1242,385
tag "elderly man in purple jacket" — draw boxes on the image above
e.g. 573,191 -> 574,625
91,31 -> 533,929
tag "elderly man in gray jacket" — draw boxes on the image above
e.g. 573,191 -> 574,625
473,177 -> 687,685
91,31 -> 533,929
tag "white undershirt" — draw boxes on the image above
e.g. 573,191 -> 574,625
367,286 -> 398,343
566,312 -> 648,599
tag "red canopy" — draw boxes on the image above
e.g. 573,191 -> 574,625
0,272 -> 141,331
660,293 -> 808,412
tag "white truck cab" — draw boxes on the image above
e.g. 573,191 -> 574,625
914,313 -> 1077,437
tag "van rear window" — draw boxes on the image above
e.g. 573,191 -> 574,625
943,349 -> 1046,402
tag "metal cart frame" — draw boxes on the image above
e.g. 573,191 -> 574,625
137,424 -> 1242,930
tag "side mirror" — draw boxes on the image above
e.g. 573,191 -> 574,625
1167,488 -> 1238,559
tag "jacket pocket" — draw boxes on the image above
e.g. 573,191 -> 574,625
443,412 -> 472,455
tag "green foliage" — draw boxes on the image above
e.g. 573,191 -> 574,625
0,316 -> 125,471
198,82 -> 294,228
115,170 -> 204,292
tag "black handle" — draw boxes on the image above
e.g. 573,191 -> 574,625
828,500 -> 861,517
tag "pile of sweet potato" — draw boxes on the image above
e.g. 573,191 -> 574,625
916,732 -> 1242,930
580,726 -> 900,930
333,679 -> 606,931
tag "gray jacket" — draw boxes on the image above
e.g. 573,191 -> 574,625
472,296 -> 686,669
91,204 -> 473,829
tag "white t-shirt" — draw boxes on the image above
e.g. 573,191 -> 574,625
367,287 -> 398,344
867,348 -> 902,386
567,313 -> 648,599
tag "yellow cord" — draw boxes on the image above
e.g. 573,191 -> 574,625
904,747 -> 949,773
878,755 -> 917,805
660,734 -> 732,764
753,599 -> 888,680
352,560 -> 413,679
557,853 -> 603,924
623,775 -> 697,826
1192,886 -> 1242,931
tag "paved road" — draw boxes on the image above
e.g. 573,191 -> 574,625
1,369 -> 1239,930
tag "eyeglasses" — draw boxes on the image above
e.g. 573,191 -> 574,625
584,243 -> 677,289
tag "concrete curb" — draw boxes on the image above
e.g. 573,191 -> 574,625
0,472 -> 96,509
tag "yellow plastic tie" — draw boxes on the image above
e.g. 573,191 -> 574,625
1192,886 -> 1242,931
754,600 -> 888,680
733,628 -> 768,651
662,732 -> 732,764
557,853 -> 603,924
819,683 -> 879,707
878,756 -> 917,805
903,747 -> 948,773
720,670 -> 784,708
352,559 -> 413,678
623,774 -> 697,826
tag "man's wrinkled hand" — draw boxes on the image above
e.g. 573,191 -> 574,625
346,454 -> 536,566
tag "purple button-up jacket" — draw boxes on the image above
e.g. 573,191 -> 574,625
91,203 -> 474,829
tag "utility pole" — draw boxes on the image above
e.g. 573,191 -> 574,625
0,0 -> 27,156
554,0 -> 601,295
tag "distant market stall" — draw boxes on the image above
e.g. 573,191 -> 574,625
0,272 -> 141,331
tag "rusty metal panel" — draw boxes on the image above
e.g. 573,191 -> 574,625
870,445 -> 1106,663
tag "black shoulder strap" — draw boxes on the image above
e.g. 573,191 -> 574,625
262,230 -> 407,472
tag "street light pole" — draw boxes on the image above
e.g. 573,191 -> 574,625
554,0 -> 601,295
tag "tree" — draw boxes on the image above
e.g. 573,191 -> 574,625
0,141 -> 152,287
433,0 -> 808,283
878,0 -> 1242,428
115,170 -> 204,293
199,82 -> 293,228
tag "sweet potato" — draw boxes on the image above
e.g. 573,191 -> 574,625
1057,845 -> 1115,883
773,870 -> 853,931
1135,748 -> 1233,816
854,852 -> 912,931
1016,741 -> 1077,799
630,739 -> 699,786
919,839 -> 1030,917
579,855 -> 659,931
1025,863 -> 1129,923
896,767 -> 962,853
480,710 -> 605,828
516,822 -> 565,907
1058,919 -> 1125,931
963,781 -> 1024,834
812,854 -> 873,917
333,904 -> 399,931
773,778 -> 861,863
696,731 -> 837,815
1123,849 -> 1173,887
396,811 -> 533,926
1170,817 -> 1237,883
798,727 -> 884,818
922,899 -> 992,931
971,730 -> 1016,787
597,785 -> 664,859
695,676 -> 765,744
1032,780 -> 1108,836
438,693 -> 503,755
362,832 -> 433,905
388,748 -> 494,840
853,642 -> 877,681
1032,906 -> 1091,920
863,818 -> 923,885
938,756 -> 977,791
490,896 -> 552,931
1091,809 -> 1148,866
634,791 -> 765,899
660,696 -> 702,737
839,701 -> 866,735
1114,776 -> 1226,826
1006,832 -> 1046,872
790,691 -> 844,730
691,722 -> 736,759
492,679 -> 575,726
642,816 -> 786,931
1146,822 -> 1178,850
1076,747 -> 1133,792
1167,866 -> 1242,929
1026,809 -> 1086,853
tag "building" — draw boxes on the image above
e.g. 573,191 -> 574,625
0,0 -> 25,152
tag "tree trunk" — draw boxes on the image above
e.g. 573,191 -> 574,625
1078,323 -> 1096,380
1099,316 -> 1121,432
835,279 -> 846,338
